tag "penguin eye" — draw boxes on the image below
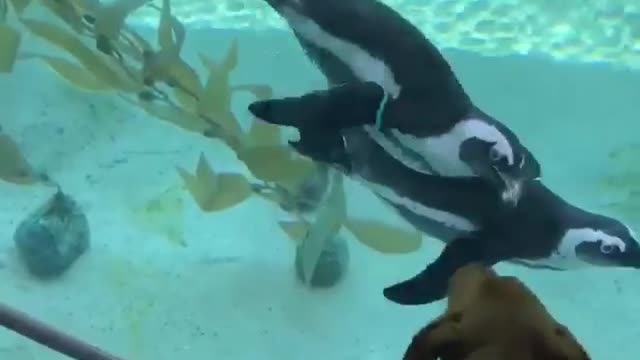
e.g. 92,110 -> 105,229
600,243 -> 617,254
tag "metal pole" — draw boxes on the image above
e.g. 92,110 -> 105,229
0,301 -> 126,360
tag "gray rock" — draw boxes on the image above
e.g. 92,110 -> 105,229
295,234 -> 349,288
13,189 -> 90,279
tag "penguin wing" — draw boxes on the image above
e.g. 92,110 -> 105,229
262,0 -> 473,134
383,233 -> 505,306
248,81 -> 386,131
247,83 -> 382,171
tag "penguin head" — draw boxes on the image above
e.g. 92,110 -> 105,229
458,119 -> 540,207
570,219 -> 640,268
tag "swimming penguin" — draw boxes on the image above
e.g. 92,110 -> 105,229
248,0 -> 541,205
288,127 -> 640,305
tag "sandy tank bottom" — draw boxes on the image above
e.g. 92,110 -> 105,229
1,28 -> 639,360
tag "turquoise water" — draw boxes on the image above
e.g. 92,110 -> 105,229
1,1 -> 640,359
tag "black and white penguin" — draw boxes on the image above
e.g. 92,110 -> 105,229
249,0 -> 541,205
296,127 -> 640,305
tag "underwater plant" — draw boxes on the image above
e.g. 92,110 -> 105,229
2,0 -> 426,260
177,152 -> 252,213
0,0 -> 21,73
0,126 -> 45,185
274,166 -> 424,264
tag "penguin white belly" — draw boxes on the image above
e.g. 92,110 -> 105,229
366,117 -> 515,178
351,175 -> 477,233
364,126 -> 475,177
362,126 -> 436,174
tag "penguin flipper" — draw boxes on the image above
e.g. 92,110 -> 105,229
383,234 -> 502,306
247,81 -> 385,131
288,126 -> 353,173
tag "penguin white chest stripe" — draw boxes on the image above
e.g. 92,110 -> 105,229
351,175 -> 478,232
518,228 -> 627,270
279,6 -> 402,98
363,126 -> 435,175
386,118 -> 515,177
364,118 -> 514,177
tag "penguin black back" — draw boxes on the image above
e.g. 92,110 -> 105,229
267,0 -> 473,133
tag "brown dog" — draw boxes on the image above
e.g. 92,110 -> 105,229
403,264 -> 591,360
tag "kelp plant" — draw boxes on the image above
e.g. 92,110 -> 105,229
0,125 -> 46,185
0,0 -> 21,73
2,0 -> 425,256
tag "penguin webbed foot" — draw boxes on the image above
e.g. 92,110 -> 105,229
383,234 -> 502,306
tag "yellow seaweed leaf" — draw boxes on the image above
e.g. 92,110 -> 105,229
134,98 -> 209,133
22,53 -> 111,92
169,59 -> 202,109
193,40 -> 248,144
8,0 -> 32,14
38,0 -> 86,33
94,0 -> 148,43
199,39 -> 238,74
278,220 -> 309,244
247,119 -> 281,147
206,173 -> 252,211
197,59 -> 230,115
20,18 -> 142,93
237,145 -> 315,185
129,184 -> 187,247
177,153 -> 252,212
209,110 -> 245,146
142,0 -> 189,88
0,129 -> 39,185
157,0 -> 184,54
174,86 -> 198,112
0,23 -> 19,73
116,27 -> 151,62
297,171 -> 346,283
158,0 -> 173,50
345,218 -> 422,254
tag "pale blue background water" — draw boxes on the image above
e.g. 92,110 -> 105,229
2,11 -> 640,360
140,27 -> 640,358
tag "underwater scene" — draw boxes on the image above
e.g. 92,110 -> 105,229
1,0 -> 639,358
